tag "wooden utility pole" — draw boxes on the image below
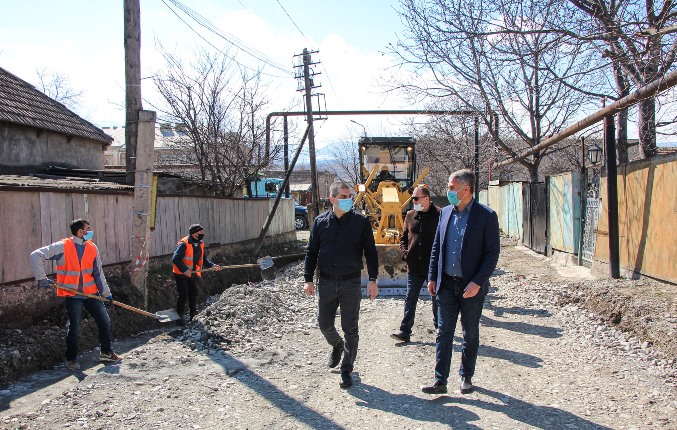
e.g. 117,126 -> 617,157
124,0 -> 154,305
302,48 -> 321,221
124,0 -> 142,186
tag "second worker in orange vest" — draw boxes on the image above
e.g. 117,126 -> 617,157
171,224 -> 221,326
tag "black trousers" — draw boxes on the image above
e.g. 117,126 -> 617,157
174,274 -> 199,320
317,277 -> 362,373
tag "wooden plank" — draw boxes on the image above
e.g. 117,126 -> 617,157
1,192 -> 42,282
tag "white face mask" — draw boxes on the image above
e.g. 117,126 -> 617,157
413,203 -> 424,212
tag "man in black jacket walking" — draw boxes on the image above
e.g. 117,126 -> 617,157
391,185 -> 440,343
304,181 -> 379,389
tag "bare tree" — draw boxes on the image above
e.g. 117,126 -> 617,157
562,0 -> 677,158
391,0 -> 601,182
321,137 -> 361,186
35,68 -> 83,112
153,48 -> 280,196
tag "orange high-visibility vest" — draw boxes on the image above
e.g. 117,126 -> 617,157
55,238 -> 98,297
172,237 -> 204,277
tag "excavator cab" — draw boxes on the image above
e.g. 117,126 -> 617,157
355,137 -> 429,290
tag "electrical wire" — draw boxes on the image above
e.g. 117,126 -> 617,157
165,0 -> 294,76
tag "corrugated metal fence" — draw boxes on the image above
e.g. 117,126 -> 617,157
0,190 -> 294,284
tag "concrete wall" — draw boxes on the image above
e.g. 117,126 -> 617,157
594,153 -> 677,283
0,123 -> 106,171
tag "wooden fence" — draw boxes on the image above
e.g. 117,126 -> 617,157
0,190 -> 294,284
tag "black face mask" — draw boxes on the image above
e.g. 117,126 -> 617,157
196,233 -> 205,241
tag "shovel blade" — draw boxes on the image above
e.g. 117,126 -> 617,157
258,256 -> 278,280
155,309 -> 181,322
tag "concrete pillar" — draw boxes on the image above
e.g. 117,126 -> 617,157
130,110 -> 156,306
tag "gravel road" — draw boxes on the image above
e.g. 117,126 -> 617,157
1,242 -> 676,429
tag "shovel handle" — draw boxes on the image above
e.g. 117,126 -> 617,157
50,283 -> 158,319
197,263 -> 259,272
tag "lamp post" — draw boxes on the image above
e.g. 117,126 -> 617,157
587,143 -> 603,198
350,120 -> 367,137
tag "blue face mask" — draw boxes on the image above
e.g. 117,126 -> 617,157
337,198 -> 353,212
83,230 -> 94,241
447,190 -> 461,206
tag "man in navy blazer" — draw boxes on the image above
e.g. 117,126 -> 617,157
421,169 -> 500,395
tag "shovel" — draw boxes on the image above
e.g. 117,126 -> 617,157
49,282 -> 180,323
196,256 -> 277,280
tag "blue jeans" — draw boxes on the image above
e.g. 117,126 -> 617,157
399,272 -> 438,336
317,277 -> 362,373
65,297 -> 112,361
434,277 -> 485,385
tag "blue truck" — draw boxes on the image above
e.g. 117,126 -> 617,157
247,177 -> 308,230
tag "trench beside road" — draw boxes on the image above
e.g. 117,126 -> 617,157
1,240 -> 676,429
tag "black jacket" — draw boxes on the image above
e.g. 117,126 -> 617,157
304,209 -> 379,282
399,204 -> 441,276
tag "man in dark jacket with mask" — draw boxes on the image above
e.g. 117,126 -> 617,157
304,181 -> 379,389
391,185 -> 440,343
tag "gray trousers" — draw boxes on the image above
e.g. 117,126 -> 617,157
317,277 -> 362,373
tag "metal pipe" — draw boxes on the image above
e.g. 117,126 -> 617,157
605,116 -> 621,278
494,69 -> 677,168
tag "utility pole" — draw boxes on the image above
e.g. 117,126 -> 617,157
295,48 -> 322,221
283,116 -> 290,198
124,0 -> 142,186
124,0 -> 155,305
604,115 -> 621,278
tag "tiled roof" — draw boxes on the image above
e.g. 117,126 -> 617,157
0,66 -> 113,145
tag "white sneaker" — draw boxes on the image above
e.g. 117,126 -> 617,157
66,360 -> 81,371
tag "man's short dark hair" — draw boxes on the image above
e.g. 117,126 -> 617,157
414,184 -> 430,197
70,219 -> 89,235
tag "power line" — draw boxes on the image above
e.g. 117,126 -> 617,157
165,0 -> 294,76
161,0 -> 291,79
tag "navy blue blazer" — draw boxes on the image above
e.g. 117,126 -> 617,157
428,200 -> 500,293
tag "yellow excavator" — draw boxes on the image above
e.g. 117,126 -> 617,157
353,137 -> 429,291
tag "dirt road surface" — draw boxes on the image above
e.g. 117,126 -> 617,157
1,241 -> 676,429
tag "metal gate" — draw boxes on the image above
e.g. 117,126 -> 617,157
522,183 -> 547,254
582,195 -> 600,265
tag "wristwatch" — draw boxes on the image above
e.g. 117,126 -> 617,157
369,278 -> 377,282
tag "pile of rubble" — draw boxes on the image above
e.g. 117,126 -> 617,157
177,263 -> 316,356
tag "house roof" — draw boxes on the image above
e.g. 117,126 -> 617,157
0,66 -> 112,145
290,183 -> 312,192
103,125 -> 192,149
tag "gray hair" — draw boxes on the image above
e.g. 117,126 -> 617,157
449,169 -> 475,193
329,181 -> 351,197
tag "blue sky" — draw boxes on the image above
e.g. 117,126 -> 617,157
1,0 -> 418,148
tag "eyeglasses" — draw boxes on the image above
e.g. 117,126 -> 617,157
412,196 -> 427,201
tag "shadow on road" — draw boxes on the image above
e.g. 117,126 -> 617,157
206,352 -> 346,429
347,383 -> 611,429
449,386 -> 613,430
481,315 -> 562,338
348,382 -> 481,428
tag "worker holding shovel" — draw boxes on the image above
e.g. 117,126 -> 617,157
30,218 -> 120,371
171,224 -> 222,326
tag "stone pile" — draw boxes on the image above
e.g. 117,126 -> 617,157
177,263 -> 316,356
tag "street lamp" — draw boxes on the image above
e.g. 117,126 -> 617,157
350,120 -> 367,137
587,144 -> 603,165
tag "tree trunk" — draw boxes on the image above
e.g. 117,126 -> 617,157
638,98 -> 657,158
616,109 -> 629,164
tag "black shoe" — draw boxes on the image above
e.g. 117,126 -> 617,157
460,376 -> 473,393
421,380 -> 447,394
390,331 -> 411,343
339,371 -> 353,389
328,342 -> 344,368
